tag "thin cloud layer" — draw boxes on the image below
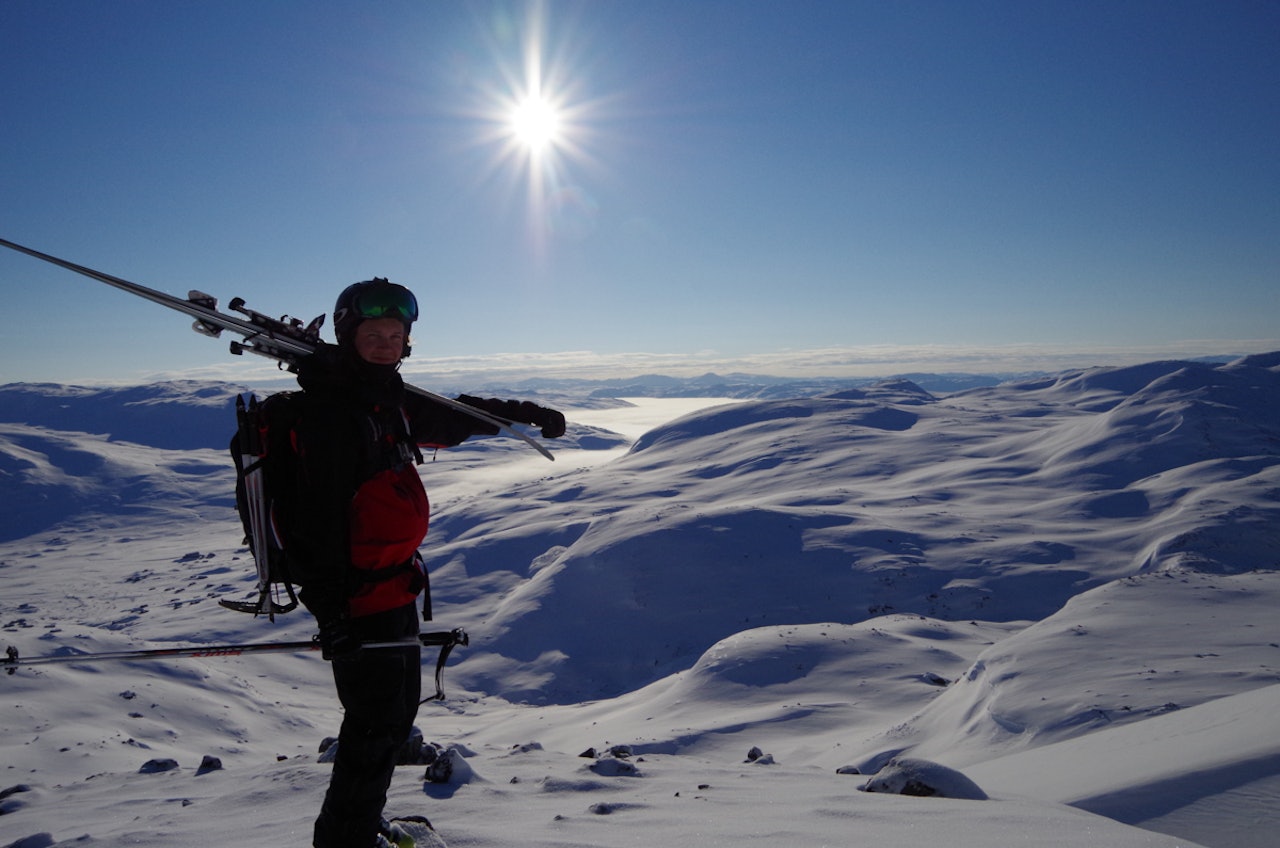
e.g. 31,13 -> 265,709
40,339 -> 1280,389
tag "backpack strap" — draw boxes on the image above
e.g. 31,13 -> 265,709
361,404 -> 424,472
352,555 -> 421,585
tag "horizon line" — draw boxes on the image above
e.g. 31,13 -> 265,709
5,339 -> 1277,388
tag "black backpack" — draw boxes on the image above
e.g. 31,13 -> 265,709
219,391 -> 467,697
222,392 -> 306,620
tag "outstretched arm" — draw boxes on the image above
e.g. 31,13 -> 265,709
457,395 -> 567,439
406,394 -> 567,448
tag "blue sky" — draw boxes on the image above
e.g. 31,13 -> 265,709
2,0 -> 1277,385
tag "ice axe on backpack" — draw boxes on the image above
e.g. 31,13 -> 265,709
222,392 -> 300,620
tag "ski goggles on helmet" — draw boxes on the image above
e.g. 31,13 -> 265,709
350,283 -> 418,323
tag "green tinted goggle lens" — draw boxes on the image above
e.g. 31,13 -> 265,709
355,287 -> 418,321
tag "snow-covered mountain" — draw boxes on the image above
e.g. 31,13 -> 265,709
1,354 -> 1277,848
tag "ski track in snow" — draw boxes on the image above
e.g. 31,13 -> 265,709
2,355 -> 1279,847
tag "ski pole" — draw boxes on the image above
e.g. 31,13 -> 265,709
4,629 -> 468,697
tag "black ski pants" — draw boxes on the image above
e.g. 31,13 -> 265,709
313,603 -> 421,848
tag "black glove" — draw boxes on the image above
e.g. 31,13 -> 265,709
512,401 -> 566,438
318,617 -> 362,663
534,406 -> 567,439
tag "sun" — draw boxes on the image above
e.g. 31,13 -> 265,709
510,94 -> 562,153
467,2 -> 606,257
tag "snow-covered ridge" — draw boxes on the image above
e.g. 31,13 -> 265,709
0,382 -> 243,451
427,356 -> 1279,705
1,353 -> 1277,847
0,382 -> 241,539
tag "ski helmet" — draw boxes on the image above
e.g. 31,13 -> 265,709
333,278 -> 418,358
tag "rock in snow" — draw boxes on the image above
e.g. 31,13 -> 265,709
857,757 -> 988,800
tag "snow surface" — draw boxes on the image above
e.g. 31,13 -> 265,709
2,354 -> 1278,847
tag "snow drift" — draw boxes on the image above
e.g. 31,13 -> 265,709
1,353 -> 1277,847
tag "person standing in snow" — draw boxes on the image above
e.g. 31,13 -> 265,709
290,278 -> 565,848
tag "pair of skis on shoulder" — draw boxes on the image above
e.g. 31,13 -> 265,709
0,237 -> 555,461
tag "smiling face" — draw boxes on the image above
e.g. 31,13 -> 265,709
351,317 -> 407,365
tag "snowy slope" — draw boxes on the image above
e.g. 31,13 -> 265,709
967,683 -> 1280,848
2,354 -> 1278,848
424,356 -> 1280,705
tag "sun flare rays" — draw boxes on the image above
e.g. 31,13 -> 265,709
467,4 -> 604,258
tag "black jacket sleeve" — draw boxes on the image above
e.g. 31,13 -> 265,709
403,394 -> 501,448
455,395 -> 567,439
403,393 -> 566,445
